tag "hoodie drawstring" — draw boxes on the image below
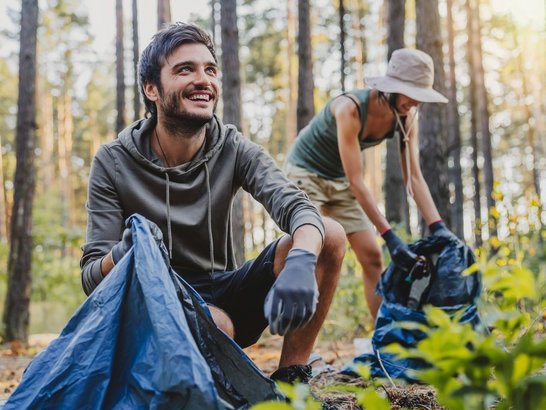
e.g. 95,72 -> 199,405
164,172 -> 173,259
204,163 -> 215,274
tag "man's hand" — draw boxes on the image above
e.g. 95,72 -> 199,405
264,249 -> 319,336
429,220 -> 460,243
110,220 -> 165,265
382,229 -> 418,272
111,228 -> 133,265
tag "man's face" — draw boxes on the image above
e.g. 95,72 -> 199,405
396,94 -> 422,116
155,43 -> 220,126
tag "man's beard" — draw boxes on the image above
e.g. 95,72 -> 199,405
159,88 -> 217,136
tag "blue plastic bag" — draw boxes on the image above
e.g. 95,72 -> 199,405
3,214 -> 280,409
343,235 -> 482,381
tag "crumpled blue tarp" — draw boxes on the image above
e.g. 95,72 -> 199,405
3,214 -> 280,409
343,235 -> 482,382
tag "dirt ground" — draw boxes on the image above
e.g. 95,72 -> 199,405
0,333 -> 443,409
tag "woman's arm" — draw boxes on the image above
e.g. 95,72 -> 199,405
332,97 -> 390,234
399,111 -> 442,225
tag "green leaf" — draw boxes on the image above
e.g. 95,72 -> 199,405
357,388 -> 391,410
424,306 -> 452,327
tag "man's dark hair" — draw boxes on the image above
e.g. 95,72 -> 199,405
138,22 -> 217,118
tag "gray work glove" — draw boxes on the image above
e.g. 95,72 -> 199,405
429,220 -> 460,243
111,219 -> 165,265
264,249 -> 319,336
382,229 -> 418,272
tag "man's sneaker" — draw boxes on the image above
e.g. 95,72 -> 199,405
270,364 -> 312,384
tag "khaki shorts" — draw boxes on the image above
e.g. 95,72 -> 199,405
285,164 -> 373,234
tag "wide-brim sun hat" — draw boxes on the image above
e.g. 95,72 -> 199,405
365,48 -> 448,104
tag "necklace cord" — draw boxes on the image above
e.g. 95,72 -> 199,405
155,128 -> 170,167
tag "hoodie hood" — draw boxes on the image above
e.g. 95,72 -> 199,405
118,115 -> 229,177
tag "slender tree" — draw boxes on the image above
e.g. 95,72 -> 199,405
415,0 -> 451,231
157,0 -> 171,30
466,0 -> 483,246
339,0 -> 346,92
220,0 -> 245,265
297,0 -> 315,131
286,0 -> 298,145
210,0 -> 217,44
116,0 -> 126,133
472,0 -> 496,237
4,0 -> 39,343
132,0 -> 141,121
384,0 -> 410,233
445,0 -> 464,238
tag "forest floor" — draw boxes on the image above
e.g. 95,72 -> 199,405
0,333 -> 443,409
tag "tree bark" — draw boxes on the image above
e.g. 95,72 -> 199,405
220,0 -> 245,266
466,0 -> 483,246
415,0 -> 451,232
297,0 -> 315,132
286,0 -> 298,145
339,0 -> 346,92
157,0 -> 172,30
472,0 -> 496,237
4,0 -> 39,343
116,0 -> 126,133
445,0 -> 465,239
384,0 -> 410,233
132,0 -> 141,121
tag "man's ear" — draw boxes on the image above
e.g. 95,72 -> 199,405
143,82 -> 159,102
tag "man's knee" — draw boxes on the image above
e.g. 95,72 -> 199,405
208,305 -> 235,338
321,217 -> 346,262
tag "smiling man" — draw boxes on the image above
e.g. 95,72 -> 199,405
80,22 -> 345,384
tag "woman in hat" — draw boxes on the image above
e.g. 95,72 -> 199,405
285,48 -> 457,319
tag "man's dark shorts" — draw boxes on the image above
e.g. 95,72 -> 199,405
188,239 -> 280,348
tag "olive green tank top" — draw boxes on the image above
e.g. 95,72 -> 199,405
287,88 -> 397,180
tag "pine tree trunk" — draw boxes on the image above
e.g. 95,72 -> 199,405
210,0 -> 217,44
4,0 -> 39,343
286,0 -> 298,144
38,81 -> 54,193
446,0 -> 465,239
220,0 -> 245,266
157,0 -> 171,30
132,0 -> 141,121
339,0 -> 346,92
472,0 -> 496,237
351,0 -> 365,89
466,0 -> 483,247
415,0 -> 451,232
384,0 -> 410,233
57,90 -> 76,236
116,0 -> 126,133
297,0 -> 315,132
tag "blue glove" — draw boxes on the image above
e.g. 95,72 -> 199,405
429,220 -> 461,243
382,229 -> 418,272
111,220 -> 165,265
264,249 -> 319,336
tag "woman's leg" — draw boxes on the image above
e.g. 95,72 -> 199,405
347,229 -> 383,319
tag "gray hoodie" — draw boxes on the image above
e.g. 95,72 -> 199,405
81,115 -> 324,295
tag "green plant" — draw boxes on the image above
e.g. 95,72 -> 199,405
388,306 -> 546,410
250,382 -> 321,410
